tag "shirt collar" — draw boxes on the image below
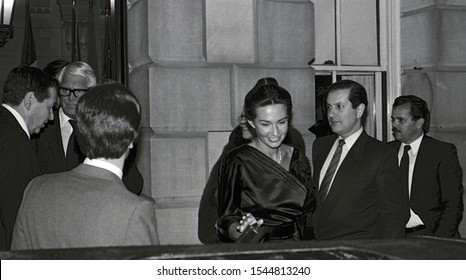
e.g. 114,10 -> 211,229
401,134 -> 424,156
339,127 -> 363,150
83,158 -> 123,179
59,107 -> 72,129
2,103 -> 30,139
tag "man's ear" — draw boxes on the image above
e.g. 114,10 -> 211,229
356,103 -> 366,119
23,92 -> 37,111
416,118 -> 425,130
247,120 -> 255,129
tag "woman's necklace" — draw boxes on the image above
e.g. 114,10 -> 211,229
252,141 -> 282,163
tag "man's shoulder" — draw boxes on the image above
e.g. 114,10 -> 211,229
0,109 -> 22,136
422,135 -> 456,148
32,119 -> 60,142
27,170 -> 151,206
0,120 -> 31,152
358,132 -> 395,154
313,134 -> 338,146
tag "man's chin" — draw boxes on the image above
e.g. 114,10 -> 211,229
62,108 -> 76,118
32,125 -> 46,135
32,128 -> 42,135
392,132 -> 402,141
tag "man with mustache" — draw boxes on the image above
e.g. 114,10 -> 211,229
0,66 -> 58,250
390,95 -> 463,238
311,80 -> 409,240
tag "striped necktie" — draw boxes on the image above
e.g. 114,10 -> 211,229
319,139 -> 345,202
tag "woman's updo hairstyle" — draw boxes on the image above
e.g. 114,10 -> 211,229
243,77 -> 293,122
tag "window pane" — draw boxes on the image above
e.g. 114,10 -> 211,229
314,0 -> 336,65
340,0 -> 379,66
341,75 -> 376,136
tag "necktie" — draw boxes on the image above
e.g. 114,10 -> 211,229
400,145 -> 411,195
319,139 -> 345,202
65,119 -> 84,168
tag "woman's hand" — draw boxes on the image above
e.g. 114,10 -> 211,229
228,213 -> 264,240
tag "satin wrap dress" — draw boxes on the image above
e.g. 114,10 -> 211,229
217,145 -> 314,242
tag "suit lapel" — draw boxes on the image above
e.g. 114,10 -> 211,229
319,132 -> 369,217
313,135 -> 338,186
410,136 -> 431,202
48,112 -> 68,170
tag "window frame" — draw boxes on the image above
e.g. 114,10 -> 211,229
312,0 -> 401,142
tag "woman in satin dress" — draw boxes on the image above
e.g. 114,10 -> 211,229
216,81 -> 315,243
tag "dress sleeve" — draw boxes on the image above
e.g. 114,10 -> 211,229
291,148 -> 316,240
216,154 -> 244,241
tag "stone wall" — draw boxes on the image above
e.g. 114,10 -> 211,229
127,0 -> 315,244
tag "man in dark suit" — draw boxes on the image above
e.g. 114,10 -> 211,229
311,80 -> 409,240
390,95 -> 463,238
0,66 -> 58,250
33,61 -> 143,195
11,83 -> 159,249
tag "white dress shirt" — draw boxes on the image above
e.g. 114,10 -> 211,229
83,158 -> 123,179
59,108 -> 73,155
319,127 -> 363,191
398,134 -> 425,228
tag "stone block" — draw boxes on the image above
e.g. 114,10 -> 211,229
149,66 -> 231,132
434,72 -> 466,127
148,0 -> 205,62
155,207 -> 200,244
258,0 -> 314,63
206,0 -> 255,63
401,9 -> 439,68
439,9 -> 466,67
151,137 -> 206,198
232,67 -> 315,128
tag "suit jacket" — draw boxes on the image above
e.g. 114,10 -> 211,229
11,164 -> 159,249
311,131 -> 409,240
389,136 -> 464,237
0,106 -> 42,250
32,110 -> 143,195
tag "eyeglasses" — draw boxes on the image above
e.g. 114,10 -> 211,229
59,87 -> 89,98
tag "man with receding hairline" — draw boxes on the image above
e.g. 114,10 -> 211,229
0,65 -> 58,250
311,80 -> 409,240
11,83 -> 159,249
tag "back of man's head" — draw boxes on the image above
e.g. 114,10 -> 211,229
76,83 -> 141,159
2,65 -> 58,105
